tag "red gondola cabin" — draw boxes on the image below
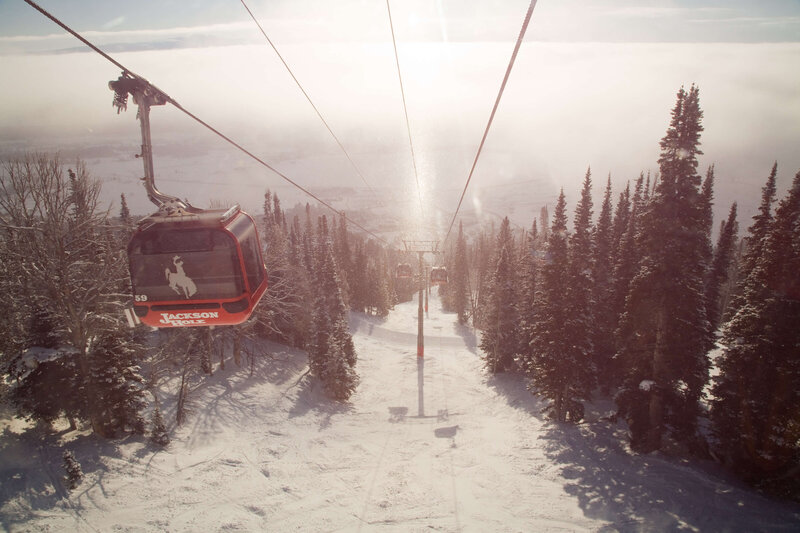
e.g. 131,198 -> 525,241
396,263 -> 413,279
128,206 -> 267,328
430,266 -> 448,285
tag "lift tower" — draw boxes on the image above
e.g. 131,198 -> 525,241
403,240 -> 439,357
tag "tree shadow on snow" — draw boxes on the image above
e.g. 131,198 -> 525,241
246,341 -> 309,387
454,323 -> 478,354
179,341 -> 309,424
541,421 -> 800,532
0,425 -> 149,530
287,378 -> 354,429
484,371 -> 546,418
478,370 -> 800,530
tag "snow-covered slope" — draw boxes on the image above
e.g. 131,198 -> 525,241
2,293 -> 799,531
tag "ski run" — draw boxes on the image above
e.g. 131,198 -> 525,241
2,292 -> 799,532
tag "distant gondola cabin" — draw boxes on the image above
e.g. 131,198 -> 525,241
430,266 -> 448,285
396,263 -> 413,279
128,206 -> 267,328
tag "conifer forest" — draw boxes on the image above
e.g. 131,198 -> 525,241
2,82 -> 800,526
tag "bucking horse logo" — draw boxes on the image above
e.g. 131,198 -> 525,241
166,255 -> 197,298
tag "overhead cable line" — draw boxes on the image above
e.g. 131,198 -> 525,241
239,0 -> 387,208
386,0 -> 425,218
23,0 -> 388,246
443,0 -> 538,245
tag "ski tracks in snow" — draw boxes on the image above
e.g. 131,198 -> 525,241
8,293 -> 800,531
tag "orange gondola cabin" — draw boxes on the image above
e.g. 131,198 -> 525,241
396,263 -> 413,279
430,266 -> 448,285
128,206 -> 267,328
109,75 -> 268,328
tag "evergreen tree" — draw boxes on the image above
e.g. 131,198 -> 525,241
611,182 -> 631,262
451,222 -> 470,324
62,450 -> 83,490
119,193 -> 131,225
365,259 -> 389,316
350,241 -> 367,313
727,163 -> 778,316
376,260 -> 393,317
539,205 -> 550,241
89,330 -> 147,436
256,190 -> 304,345
516,218 -> 539,373
705,203 -> 738,331
562,170 -> 596,414
711,171 -> 800,492
308,218 -> 358,400
529,191 -> 585,422
699,165 -> 716,283
592,175 -> 616,390
150,404 -> 170,447
288,214 -> 313,347
613,174 -> 646,310
616,85 -> 711,452
8,348 -> 82,426
335,213 -> 353,309
473,226 -> 496,329
701,166 -> 715,233
479,218 -> 519,374
303,204 -> 316,278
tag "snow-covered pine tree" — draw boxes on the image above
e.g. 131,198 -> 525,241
529,191 -> 580,421
8,348 -> 82,426
150,404 -> 170,447
364,247 -> 392,317
700,166 -> 715,247
334,213 -> 353,309
611,182 -> 631,262
704,203 -> 738,331
561,170 -> 596,417
449,222 -> 471,324
616,85 -> 712,452
516,219 -> 538,375
62,450 -> 83,490
119,193 -> 131,226
255,190 -> 289,342
611,175 -> 645,328
479,217 -> 519,374
725,163 -> 778,318
592,176 -> 616,391
89,329 -> 147,436
4,304 -> 67,425
302,204 -> 316,277
472,226 -> 496,329
539,205 -> 549,241
352,241 -> 366,313
711,171 -> 800,491
373,258 -> 393,317
309,217 -> 358,400
743,162 -> 778,276
321,316 -> 359,401
288,214 -> 313,347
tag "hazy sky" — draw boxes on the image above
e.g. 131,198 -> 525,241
1,0 -> 800,231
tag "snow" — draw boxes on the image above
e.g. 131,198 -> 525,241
2,293 -> 800,531
639,380 -> 656,392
